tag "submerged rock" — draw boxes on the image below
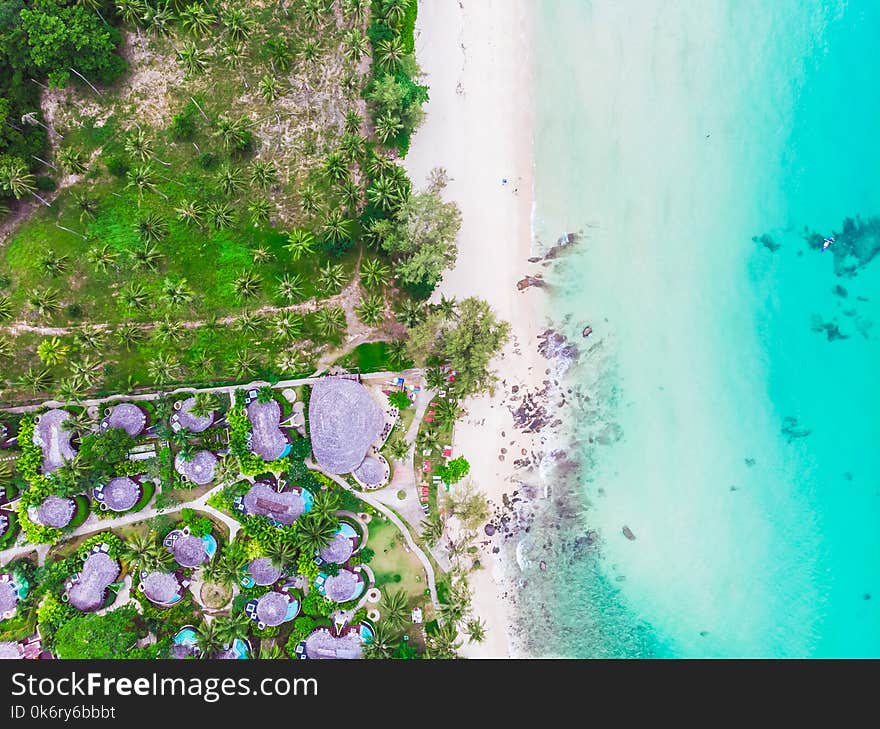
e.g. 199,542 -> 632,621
622,525 -> 636,541
753,233 -> 781,252
782,416 -> 812,443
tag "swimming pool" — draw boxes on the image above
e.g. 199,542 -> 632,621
359,622 -> 374,643
278,443 -> 292,459
229,638 -> 250,659
173,627 -> 198,647
300,488 -> 314,514
339,522 -> 357,539
202,534 -> 218,558
285,599 -> 300,622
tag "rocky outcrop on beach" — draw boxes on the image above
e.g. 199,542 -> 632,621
537,328 -> 579,364
516,275 -> 547,291
528,231 -> 582,263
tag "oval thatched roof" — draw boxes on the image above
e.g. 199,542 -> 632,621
353,455 -> 386,486
308,379 -> 384,474
246,399 -> 288,461
143,571 -> 180,604
177,397 -> 214,433
35,496 -> 75,528
324,569 -> 362,603
242,482 -> 305,525
101,476 -> 142,512
34,408 -> 76,474
0,580 -> 18,614
255,591 -> 289,626
247,557 -> 282,586
69,552 -> 120,612
173,535 -> 208,568
319,532 -> 355,565
174,450 -> 217,485
0,641 -> 23,659
103,403 -> 147,436
304,628 -> 363,660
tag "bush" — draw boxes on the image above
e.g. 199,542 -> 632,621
387,391 -> 412,410
35,175 -> 55,191
104,155 -> 129,178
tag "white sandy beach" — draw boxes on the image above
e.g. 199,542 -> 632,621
405,0 -> 543,658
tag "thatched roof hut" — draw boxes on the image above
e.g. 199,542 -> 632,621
142,571 -> 181,605
246,399 -> 288,461
176,397 -> 215,433
319,532 -> 355,565
0,580 -> 18,615
34,408 -> 76,474
102,403 -> 147,436
324,569 -> 363,603
255,591 -> 289,627
99,476 -> 142,512
308,378 -> 384,474
174,450 -> 217,485
247,557 -> 282,586
173,535 -> 209,568
304,628 -> 363,659
0,641 -> 23,660
34,496 -> 75,528
169,643 -> 197,660
242,482 -> 305,525
353,455 -> 386,487
68,552 -> 120,613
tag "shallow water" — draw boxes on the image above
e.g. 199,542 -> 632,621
526,0 -> 880,657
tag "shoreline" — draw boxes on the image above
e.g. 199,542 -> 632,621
405,0 -> 555,657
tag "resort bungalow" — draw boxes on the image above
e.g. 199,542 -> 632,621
0,642 -> 23,660
245,590 -> 298,630
174,450 -> 218,486
28,496 -> 77,529
0,421 -> 13,448
66,550 -> 121,613
352,454 -> 390,489
93,476 -> 143,513
140,570 -> 186,607
33,409 -> 77,474
171,396 -> 216,433
0,573 -> 22,620
308,378 -> 384,475
164,529 -> 216,569
303,626 -> 364,660
318,522 -> 362,565
246,557 -> 283,587
245,396 -> 290,461
319,567 -> 366,604
100,403 -> 148,437
238,481 -> 310,526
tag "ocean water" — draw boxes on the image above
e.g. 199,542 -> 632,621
525,0 -> 880,657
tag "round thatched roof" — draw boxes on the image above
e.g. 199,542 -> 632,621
34,408 -> 76,474
174,450 -> 217,485
173,535 -> 208,568
169,643 -> 197,660
324,569 -> 361,603
304,628 -> 363,660
103,403 -> 147,436
0,423 -> 7,441
101,476 -> 142,512
353,456 -> 386,486
36,496 -> 75,528
247,558 -> 282,586
319,532 -> 354,565
246,399 -> 288,461
177,397 -> 214,433
255,592 -> 289,626
308,378 -> 384,474
0,641 -> 23,660
143,571 -> 180,604
69,553 -> 120,612
0,580 -> 18,614
242,482 -> 305,525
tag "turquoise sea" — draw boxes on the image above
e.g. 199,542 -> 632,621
524,0 -> 880,657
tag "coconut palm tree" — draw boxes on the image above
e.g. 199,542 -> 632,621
309,490 -> 340,523
376,36 -> 406,72
154,316 -> 186,344
340,133 -> 365,161
195,621 -> 224,659
215,613 -> 251,646
115,322 -> 145,350
299,39 -> 321,63
251,243 -> 273,264
258,75 -> 280,102
321,211 -> 352,248
344,110 -> 363,136
342,0 -> 369,21
302,0 -> 324,28
285,229 -> 315,260
0,336 -> 10,362
87,244 -> 118,273
58,147 -> 87,174
425,366 -> 447,391
232,271 -> 261,299
426,621 -> 461,659
375,113 -> 403,146
137,212 -> 168,242
299,185 -> 321,217
337,180 -> 361,213
148,352 -> 181,386
420,513 -> 444,547
356,294 -> 384,326
367,175 -> 403,211
55,375 -> 88,404
364,217 -> 393,249
265,37 -> 291,71
215,116 -> 251,152
143,2 -> 173,35
343,28 -> 369,63
434,398 -> 461,428
175,199 -> 204,227
296,515 -> 337,555
221,6 -> 253,42
28,288 -> 61,318
125,164 -> 157,200
247,198 -> 272,227
396,299 -> 425,328
39,250 -> 70,277
120,281 -> 151,312
380,588 -> 410,631
386,339 -> 408,367
276,273 -> 304,303
123,531 -> 169,574
259,643 -> 283,660
37,337 -> 68,366
234,350 -> 257,377
272,312 -> 302,340
69,354 -> 103,387
464,617 -> 486,644
323,153 -> 348,183
417,427 -> 440,453
317,262 -> 346,293
382,0 -> 411,26
265,540 -> 297,571
0,160 -> 36,199
363,620 -> 399,659
217,164 -> 245,196
74,325 -> 105,350
235,309 -> 263,336
255,385 -> 274,404
205,201 -> 236,230
360,258 -> 390,290
17,366 -> 52,394
0,295 -> 10,322
124,126 -> 153,162
250,160 -> 277,190
439,586 -> 470,625
276,350 -> 304,374
435,294 -> 458,319
115,0 -> 144,27
179,3 -> 215,35
130,242 -> 162,272
74,192 -> 99,222
161,277 -> 193,308
190,391 -> 218,418
386,435 -> 410,462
